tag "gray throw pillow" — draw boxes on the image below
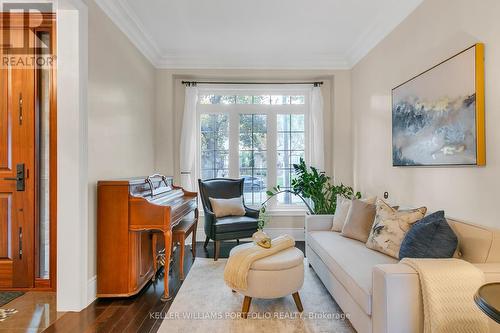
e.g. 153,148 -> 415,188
340,199 -> 376,242
399,211 -> 458,259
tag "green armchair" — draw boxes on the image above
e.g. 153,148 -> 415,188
198,178 -> 259,260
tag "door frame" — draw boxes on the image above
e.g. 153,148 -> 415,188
0,12 -> 57,292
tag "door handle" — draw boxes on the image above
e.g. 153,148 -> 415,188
0,164 -> 25,191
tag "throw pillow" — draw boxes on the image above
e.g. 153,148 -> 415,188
331,195 -> 351,231
399,211 -> 458,259
209,196 -> 246,218
331,196 -> 377,232
340,199 -> 376,242
366,200 -> 427,258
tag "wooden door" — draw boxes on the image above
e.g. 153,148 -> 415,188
0,26 -> 35,288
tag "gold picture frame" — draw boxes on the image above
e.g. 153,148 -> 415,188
392,43 -> 485,166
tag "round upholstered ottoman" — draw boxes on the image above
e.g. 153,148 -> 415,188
228,243 -> 305,318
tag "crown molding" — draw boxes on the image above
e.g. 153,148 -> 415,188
346,0 -> 423,67
155,53 -> 351,70
94,0 -> 162,66
95,0 -> 422,70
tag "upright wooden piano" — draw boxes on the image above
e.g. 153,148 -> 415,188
97,175 -> 197,301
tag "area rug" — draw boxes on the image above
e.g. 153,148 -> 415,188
0,292 -> 23,307
157,258 -> 354,333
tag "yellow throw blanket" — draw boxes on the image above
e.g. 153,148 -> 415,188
224,235 -> 295,291
401,258 -> 488,333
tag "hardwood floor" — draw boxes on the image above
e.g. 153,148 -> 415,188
42,240 -> 305,333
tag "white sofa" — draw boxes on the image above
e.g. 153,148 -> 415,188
305,216 -> 500,333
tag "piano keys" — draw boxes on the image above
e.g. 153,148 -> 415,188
97,175 -> 197,301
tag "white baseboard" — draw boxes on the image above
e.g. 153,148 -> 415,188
87,275 -> 97,306
189,227 -> 305,243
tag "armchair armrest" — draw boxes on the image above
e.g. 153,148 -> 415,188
372,262 -> 500,333
245,206 -> 259,219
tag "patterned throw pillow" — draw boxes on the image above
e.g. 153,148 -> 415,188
365,200 -> 427,258
399,211 -> 458,259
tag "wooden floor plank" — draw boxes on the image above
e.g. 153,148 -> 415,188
43,241 -> 305,333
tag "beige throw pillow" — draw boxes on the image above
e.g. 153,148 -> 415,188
340,199 -> 376,242
366,200 -> 427,258
209,196 -> 246,218
332,196 -> 377,232
331,195 -> 351,231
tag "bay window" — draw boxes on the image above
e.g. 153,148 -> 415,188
197,86 -> 310,209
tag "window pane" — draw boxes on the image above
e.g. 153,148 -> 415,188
200,114 -> 214,131
199,95 -> 214,104
202,170 -> 214,180
201,151 -> 214,169
291,150 -> 305,165
239,151 -> 253,168
239,114 -> 267,205
271,95 -> 290,105
291,132 -> 305,150
253,95 -> 270,104
239,115 -> 253,133
277,113 -> 305,205
253,152 -> 266,168
215,169 -> 229,178
277,133 -> 290,151
216,152 -> 229,169
278,114 -> 290,131
291,114 -> 305,131
201,131 -> 214,150
239,133 -> 253,150
253,115 -> 267,132
291,95 -> 305,104
220,95 -> 236,104
215,131 -> 229,150
253,133 -> 267,151
236,95 -> 252,104
200,114 -> 229,180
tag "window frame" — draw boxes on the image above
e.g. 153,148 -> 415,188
196,86 -> 311,211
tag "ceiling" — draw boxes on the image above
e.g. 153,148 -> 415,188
95,0 -> 423,69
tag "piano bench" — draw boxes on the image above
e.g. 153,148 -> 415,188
172,217 -> 198,280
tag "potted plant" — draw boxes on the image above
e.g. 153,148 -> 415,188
263,158 -> 361,232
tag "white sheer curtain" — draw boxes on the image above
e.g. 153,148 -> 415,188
180,86 -> 198,191
310,86 -> 325,171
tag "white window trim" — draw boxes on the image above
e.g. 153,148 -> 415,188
195,86 -> 311,211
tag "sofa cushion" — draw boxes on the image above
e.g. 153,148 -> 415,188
214,216 -> 258,233
307,231 -> 397,315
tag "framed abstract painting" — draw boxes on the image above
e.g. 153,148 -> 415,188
392,43 -> 485,166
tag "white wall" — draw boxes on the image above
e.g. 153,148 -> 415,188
155,69 -> 353,232
351,0 -> 500,228
57,1 -> 89,312
87,0 -> 156,283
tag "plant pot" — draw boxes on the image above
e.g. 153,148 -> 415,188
305,214 -> 335,231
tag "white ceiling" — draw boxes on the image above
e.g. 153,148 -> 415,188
95,0 -> 423,69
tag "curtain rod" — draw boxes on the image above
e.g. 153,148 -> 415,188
182,81 -> 323,87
